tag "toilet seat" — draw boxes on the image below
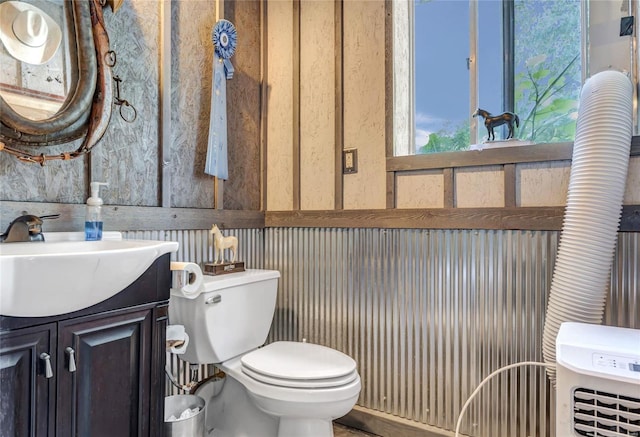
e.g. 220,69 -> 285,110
221,352 -> 362,406
242,365 -> 359,388
241,342 -> 358,389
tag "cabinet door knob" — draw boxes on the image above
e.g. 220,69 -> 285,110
39,352 -> 53,378
65,347 -> 76,372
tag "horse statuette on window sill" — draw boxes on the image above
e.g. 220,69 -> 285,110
472,108 -> 519,141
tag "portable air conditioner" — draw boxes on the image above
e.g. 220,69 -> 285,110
556,322 -> 640,436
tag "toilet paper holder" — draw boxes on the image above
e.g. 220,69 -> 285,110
166,325 -> 189,354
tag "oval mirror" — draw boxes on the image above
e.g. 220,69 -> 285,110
0,0 -> 69,121
0,0 -> 112,162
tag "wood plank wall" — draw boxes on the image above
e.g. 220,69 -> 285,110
1,0 -> 639,234
0,0 -> 262,211
262,0 -> 640,232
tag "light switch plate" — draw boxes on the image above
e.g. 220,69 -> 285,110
343,149 -> 358,174
620,16 -> 634,36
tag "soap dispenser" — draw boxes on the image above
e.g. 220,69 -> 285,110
85,182 -> 108,241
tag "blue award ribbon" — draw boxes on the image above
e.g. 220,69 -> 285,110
212,19 -> 236,78
205,20 -> 237,179
204,54 -> 228,179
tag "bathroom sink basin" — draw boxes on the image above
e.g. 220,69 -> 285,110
0,233 -> 178,317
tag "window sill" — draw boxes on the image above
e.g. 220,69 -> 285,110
387,137 -> 640,172
468,139 -> 536,151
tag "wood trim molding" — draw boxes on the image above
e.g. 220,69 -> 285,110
3,202 -> 637,232
337,405 -> 452,437
443,168 -> 454,208
503,163 -> 516,207
159,0 -> 172,208
292,0 -> 301,210
386,172 -> 395,209
267,207 -> 564,230
0,202 -> 265,232
266,205 -> 640,231
384,0 -> 394,208
335,0 -> 344,210
260,0 -> 269,211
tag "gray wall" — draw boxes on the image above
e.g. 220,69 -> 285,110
0,0 -> 261,210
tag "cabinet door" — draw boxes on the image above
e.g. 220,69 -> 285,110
0,324 -> 56,437
56,308 -> 153,437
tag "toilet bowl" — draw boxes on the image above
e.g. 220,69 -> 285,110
169,269 -> 361,437
221,342 -> 361,436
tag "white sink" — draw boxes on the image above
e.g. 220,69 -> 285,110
0,233 -> 179,317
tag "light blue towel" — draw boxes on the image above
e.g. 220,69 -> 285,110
204,53 -> 228,180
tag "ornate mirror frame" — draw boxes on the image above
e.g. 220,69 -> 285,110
0,0 -> 113,165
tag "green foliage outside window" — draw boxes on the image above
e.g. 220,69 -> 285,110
418,120 -> 470,154
515,54 -> 579,143
514,0 -> 581,144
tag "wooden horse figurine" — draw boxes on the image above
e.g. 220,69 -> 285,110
472,108 -> 519,141
210,224 -> 238,264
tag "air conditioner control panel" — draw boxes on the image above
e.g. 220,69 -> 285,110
593,353 -> 640,373
556,322 -> 640,384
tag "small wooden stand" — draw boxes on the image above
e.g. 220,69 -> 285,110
203,261 -> 245,276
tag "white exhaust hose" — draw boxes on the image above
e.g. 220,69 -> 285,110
542,70 -> 633,384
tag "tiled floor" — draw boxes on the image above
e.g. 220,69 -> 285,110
333,423 -> 378,437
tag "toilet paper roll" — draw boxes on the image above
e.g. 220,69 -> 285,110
166,324 -> 190,354
170,262 -> 204,299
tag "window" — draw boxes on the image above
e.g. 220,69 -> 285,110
394,0 -> 583,156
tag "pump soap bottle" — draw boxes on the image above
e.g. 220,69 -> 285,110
85,182 -> 108,241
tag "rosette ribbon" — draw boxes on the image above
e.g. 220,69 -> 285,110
205,19 -> 237,179
213,19 -> 236,79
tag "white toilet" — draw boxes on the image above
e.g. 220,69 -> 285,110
168,269 -> 361,437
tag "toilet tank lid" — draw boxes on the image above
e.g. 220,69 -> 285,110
201,269 -> 280,292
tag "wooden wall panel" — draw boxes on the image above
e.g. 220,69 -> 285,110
300,0 -> 336,211
342,0 -> 386,210
0,145 -> 86,203
88,1 -> 160,206
225,0 -> 262,210
395,171 -> 444,208
455,166 -> 504,208
170,0 -> 217,208
518,161 -> 571,207
1,0 -> 261,211
266,0 -> 295,211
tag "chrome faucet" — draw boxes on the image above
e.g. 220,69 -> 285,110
0,214 -> 59,243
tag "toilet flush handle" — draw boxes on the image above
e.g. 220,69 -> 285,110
206,295 -> 222,305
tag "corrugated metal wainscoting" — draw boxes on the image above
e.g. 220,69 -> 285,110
127,227 -> 637,436
264,228 -> 639,437
122,229 -> 265,268
121,229 -> 265,396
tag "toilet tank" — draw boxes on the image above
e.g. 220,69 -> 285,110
169,269 -> 280,365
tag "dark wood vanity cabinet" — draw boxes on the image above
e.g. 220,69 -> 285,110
0,255 -> 171,437
56,306 -> 157,437
0,323 -> 56,436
